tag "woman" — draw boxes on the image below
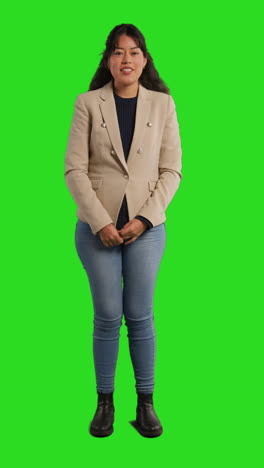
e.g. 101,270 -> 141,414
64,23 -> 182,438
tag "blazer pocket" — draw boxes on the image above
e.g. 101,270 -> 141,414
148,180 -> 157,192
89,178 -> 103,191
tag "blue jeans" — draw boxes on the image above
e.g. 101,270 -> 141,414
75,219 -> 166,394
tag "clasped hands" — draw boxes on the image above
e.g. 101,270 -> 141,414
97,218 -> 147,247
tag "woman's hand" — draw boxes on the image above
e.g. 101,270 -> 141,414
97,223 -> 125,247
118,218 -> 147,245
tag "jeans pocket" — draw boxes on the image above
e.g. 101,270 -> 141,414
76,219 -> 94,235
152,222 -> 165,229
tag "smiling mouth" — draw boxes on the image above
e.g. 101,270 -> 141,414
121,69 -> 134,74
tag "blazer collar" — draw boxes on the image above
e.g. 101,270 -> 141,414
99,79 -> 152,173
99,78 -> 150,101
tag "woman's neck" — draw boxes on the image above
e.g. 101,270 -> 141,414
113,80 -> 139,98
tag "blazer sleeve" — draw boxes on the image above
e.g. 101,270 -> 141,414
135,94 -> 182,225
64,94 -> 114,234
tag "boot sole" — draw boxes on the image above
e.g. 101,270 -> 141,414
136,424 -> 163,438
89,425 -> 114,437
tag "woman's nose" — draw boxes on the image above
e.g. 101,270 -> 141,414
122,53 -> 131,62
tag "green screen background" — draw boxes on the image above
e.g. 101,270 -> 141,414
1,1 -> 263,467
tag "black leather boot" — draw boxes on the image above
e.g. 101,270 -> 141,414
89,391 -> 114,437
136,392 -> 163,437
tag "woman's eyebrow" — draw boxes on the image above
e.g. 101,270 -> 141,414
114,46 -> 140,50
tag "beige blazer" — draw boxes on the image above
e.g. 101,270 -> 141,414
64,79 -> 182,235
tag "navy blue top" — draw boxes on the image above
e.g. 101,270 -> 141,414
113,91 -> 153,231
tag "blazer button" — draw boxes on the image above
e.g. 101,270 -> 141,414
101,122 -> 107,128
147,122 -> 152,127
137,148 -> 143,154
123,174 -> 129,179
110,149 -> 116,156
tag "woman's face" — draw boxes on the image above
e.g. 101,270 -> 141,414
107,34 -> 147,89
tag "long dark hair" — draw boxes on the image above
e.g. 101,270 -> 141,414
88,24 -> 170,94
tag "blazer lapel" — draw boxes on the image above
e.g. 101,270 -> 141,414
99,79 -> 152,174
